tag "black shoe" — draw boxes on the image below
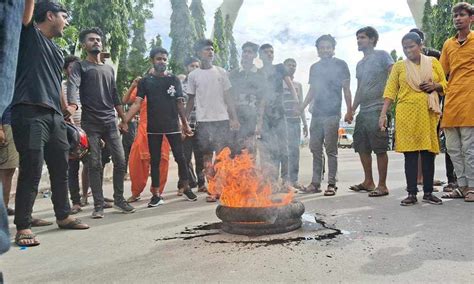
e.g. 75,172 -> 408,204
401,194 -> 418,206
182,188 -> 197,201
92,207 -> 104,219
423,193 -> 443,205
148,195 -> 164,208
114,200 -> 136,213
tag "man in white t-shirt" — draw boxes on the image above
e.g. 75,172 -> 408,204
186,39 -> 240,202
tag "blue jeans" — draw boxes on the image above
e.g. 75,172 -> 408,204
0,0 -> 25,254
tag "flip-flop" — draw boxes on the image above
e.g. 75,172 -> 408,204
324,185 -> 338,196
368,188 -> 389,197
57,218 -> 90,230
206,195 -> 218,202
31,218 -> 53,227
349,184 -> 374,192
441,188 -> 464,199
15,233 -> 40,247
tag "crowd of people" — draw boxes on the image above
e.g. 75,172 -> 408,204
0,0 -> 472,250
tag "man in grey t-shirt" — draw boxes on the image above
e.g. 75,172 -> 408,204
350,26 -> 393,197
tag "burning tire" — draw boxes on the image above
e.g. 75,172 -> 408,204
216,201 -> 305,236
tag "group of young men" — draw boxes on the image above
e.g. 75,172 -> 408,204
0,0 -> 472,249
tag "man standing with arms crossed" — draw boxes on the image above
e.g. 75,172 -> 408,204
440,2 -> 474,202
350,27 -> 394,197
68,27 -> 135,218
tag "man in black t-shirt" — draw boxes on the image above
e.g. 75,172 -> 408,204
301,35 -> 353,196
10,1 -> 89,247
258,43 -> 300,192
122,48 -> 197,206
67,28 -> 135,218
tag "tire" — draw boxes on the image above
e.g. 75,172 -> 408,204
221,218 -> 303,236
216,201 -> 305,223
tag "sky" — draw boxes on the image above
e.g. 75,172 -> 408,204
145,0 -> 417,100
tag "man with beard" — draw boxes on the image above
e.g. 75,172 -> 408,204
67,27 -> 135,218
440,2 -> 474,202
10,1 -> 89,247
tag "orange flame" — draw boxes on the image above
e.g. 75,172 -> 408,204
208,147 -> 294,208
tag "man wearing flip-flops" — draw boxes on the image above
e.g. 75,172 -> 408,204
9,1 -> 89,247
439,2 -> 474,203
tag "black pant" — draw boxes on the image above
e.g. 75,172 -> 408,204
11,105 -> 70,230
261,116 -> 288,182
122,119 -> 137,173
148,133 -> 189,189
404,151 -> 435,194
182,135 -> 205,188
445,152 -> 457,184
68,159 -> 81,205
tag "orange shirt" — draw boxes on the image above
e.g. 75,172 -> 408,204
439,31 -> 474,128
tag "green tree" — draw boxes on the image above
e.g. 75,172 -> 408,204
213,8 -> 227,68
190,0 -> 206,40
60,0 -> 135,61
169,0 -> 196,75
421,0 -> 433,46
225,15 -> 239,70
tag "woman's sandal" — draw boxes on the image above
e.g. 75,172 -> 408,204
15,233 -> 40,247
368,187 -> 389,197
443,183 -> 457,193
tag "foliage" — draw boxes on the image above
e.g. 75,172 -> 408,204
225,15 -> 239,70
169,0 -> 196,75
213,8 -> 227,68
190,0 -> 206,40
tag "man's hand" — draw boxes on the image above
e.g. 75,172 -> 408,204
303,124 -> 309,137
119,121 -> 128,133
131,76 -> 141,88
230,118 -> 240,131
182,124 -> 194,137
63,105 -> 77,119
378,115 -> 387,131
344,112 -> 353,124
0,128 -> 6,146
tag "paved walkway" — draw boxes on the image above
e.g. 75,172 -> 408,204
1,149 -> 473,283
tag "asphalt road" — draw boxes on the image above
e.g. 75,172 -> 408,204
1,149 -> 473,283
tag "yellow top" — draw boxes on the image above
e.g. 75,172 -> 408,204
439,31 -> 474,127
383,59 -> 447,154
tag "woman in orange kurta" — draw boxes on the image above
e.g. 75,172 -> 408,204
124,82 -> 170,202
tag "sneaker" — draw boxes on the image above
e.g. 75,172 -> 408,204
401,194 -> 418,206
114,200 -> 136,213
423,193 -> 443,205
148,195 -> 165,207
92,207 -> 104,219
182,188 -> 197,201
127,195 -> 141,203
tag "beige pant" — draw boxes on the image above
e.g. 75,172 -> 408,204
445,127 -> 474,187
0,125 -> 19,169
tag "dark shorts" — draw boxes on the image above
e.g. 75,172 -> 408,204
353,110 -> 389,154
196,120 -> 230,154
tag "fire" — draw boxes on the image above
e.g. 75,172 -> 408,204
207,147 -> 294,208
